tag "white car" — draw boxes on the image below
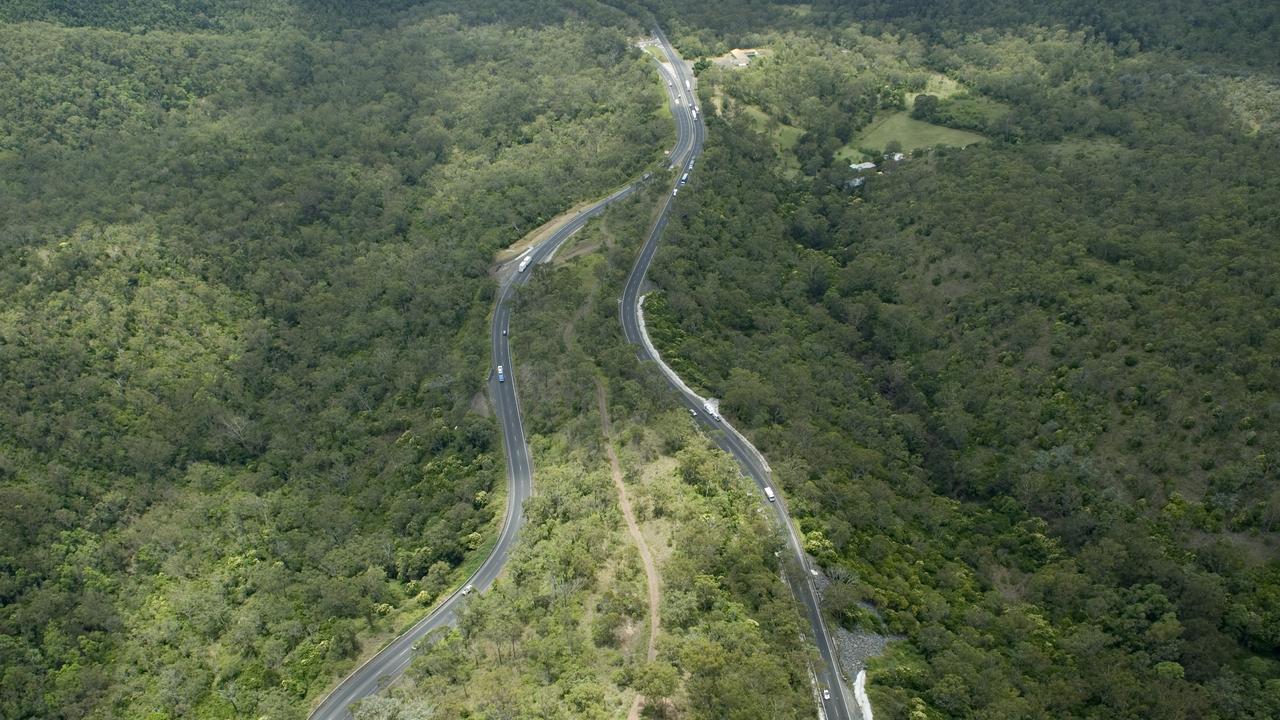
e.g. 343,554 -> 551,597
689,408 -> 697,416
460,584 -> 475,596
822,689 -> 831,701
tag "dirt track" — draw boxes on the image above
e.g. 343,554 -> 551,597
595,381 -> 661,720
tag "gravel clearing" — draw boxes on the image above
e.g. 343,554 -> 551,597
833,625 -> 894,677
809,557 -> 897,677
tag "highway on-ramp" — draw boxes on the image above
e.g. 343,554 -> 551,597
622,26 -> 860,720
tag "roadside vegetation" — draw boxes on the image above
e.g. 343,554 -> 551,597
378,192 -> 818,719
3,1 -> 1278,719
642,5 -> 1280,719
0,2 -> 667,718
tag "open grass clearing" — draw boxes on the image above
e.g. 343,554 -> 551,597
906,73 -> 965,108
842,111 -> 986,158
738,103 -> 805,150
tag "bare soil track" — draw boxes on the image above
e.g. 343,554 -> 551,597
596,381 -> 661,720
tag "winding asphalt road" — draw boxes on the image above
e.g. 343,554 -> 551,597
311,24 -> 854,720
622,26 -> 859,720
308,186 -> 643,720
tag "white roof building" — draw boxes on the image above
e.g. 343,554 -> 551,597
849,161 -> 877,172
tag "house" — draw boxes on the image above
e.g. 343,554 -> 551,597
849,161 -> 877,172
886,152 -> 906,162
727,48 -> 765,67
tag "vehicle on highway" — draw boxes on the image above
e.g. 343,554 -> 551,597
702,400 -> 720,420
764,486 -> 777,502
461,584 -> 475,596
823,689 -> 831,701
685,79 -> 690,91
502,328 -> 507,336
672,188 -> 678,196
680,173 -> 689,185
497,365 -> 505,382
691,107 -> 698,118
689,408 -> 697,416
518,256 -> 532,273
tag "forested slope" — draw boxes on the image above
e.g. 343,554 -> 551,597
644,10 -> 1280,720
0,2 -> 665,718
639,0 -> 1279,70
368,195 -> 821,718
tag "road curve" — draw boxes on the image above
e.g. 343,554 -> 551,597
307,188 -> 645,720
621,27 -> 860,720
309,22 -> 853,720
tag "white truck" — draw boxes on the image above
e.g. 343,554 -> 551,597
702,400 -> 720,421
691,107 -> 698,119
518,256 -> 532,273
497,365 -> 505,382
764,486 -> 776,502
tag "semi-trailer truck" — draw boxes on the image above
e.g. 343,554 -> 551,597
518,256 -> 532,273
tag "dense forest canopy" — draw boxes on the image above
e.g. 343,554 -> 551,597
640,0 -> 1279,70
366,195 -> 825,718
640,2 -> 1280,718
3,0 -> 1279,719
0,1 -> 665,718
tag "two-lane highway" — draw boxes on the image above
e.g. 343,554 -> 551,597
309,183 -> 642,720
623,28 -> 859,720
311,22 -> 855,720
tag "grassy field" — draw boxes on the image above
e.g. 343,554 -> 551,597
739,103 -> 805,150
906,73 -> 965,108
841,111 -> 986,158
